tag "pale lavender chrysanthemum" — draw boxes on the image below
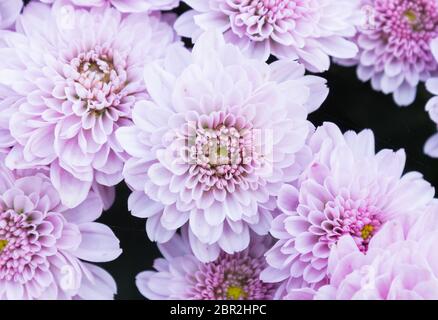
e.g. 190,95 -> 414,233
290,203 -> 438,300
0,0 -> 22,29
116,31 -> 328,262
338,0 -> 438,106
0,3 -> 178,208
261,122 -> 435,298
0,154 -> 122,300
40,0 -> 179,12
0,84 -> 20,151
174,0 -> 362,72
136,231 -> 276,300
423,38 -> 438,157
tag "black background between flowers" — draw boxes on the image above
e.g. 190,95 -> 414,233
19,1 -> 438,299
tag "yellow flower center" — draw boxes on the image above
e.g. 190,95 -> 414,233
226,286 -> 247,300
0,239 -> 8,252
361,224 -> 374,240
404,9 -> 417,24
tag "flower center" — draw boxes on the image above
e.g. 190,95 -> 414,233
324,197 -> 383,252
226,286 -> 247,300
340,207 -> 381,252
191,125 -> 250,171
361,224 -> 374,240
192,251 -> 276,300
0,239 -> 8,252
404,9 -> 418,25
78,59 -> 114,85
374,0 -> 438,61
185,113 -> 261,192
69,46 -> 128,115
0,208 -> 48,282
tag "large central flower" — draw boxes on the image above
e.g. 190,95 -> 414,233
117,31 -> 328,262
175,0 -> 361,71
0,3 -> 178,208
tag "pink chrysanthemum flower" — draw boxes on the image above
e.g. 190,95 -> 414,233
261,122 -> 435,298
136,231 -> 276,300
116,31 -> 328,262
174,0 -> 362,72
0,154 -> 122,300
0,3 -> 178,208
0,0 -> 22,29
339,0 -> 438,106
424,39 -> 438,157
40,0 -> 180,12
292,204 -> 438,300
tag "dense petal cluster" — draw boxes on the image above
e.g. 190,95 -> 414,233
339,0 -> 438,106
136,231 -> 276,300
261,122 -> 434,298
0,3 -> 178,208
175,0 -> 362,72
117,31 -> 328,262
0,154 -> 122,300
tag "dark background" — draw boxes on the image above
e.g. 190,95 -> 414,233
21,1 -> 438,300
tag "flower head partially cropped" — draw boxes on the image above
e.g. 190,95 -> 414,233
339,0 -> 438,106
41,0 -> 180,12
0,0 -> 22,29
136,231 -> 276,300
0,3 -> 178,208
0,154 -> 122,300
305,203 -> 438,300
175,0 -> 362,72
117,31 -> 328,262
0,84 -> 20,151
261,122 -> 435,298
424,38 -> 438,158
